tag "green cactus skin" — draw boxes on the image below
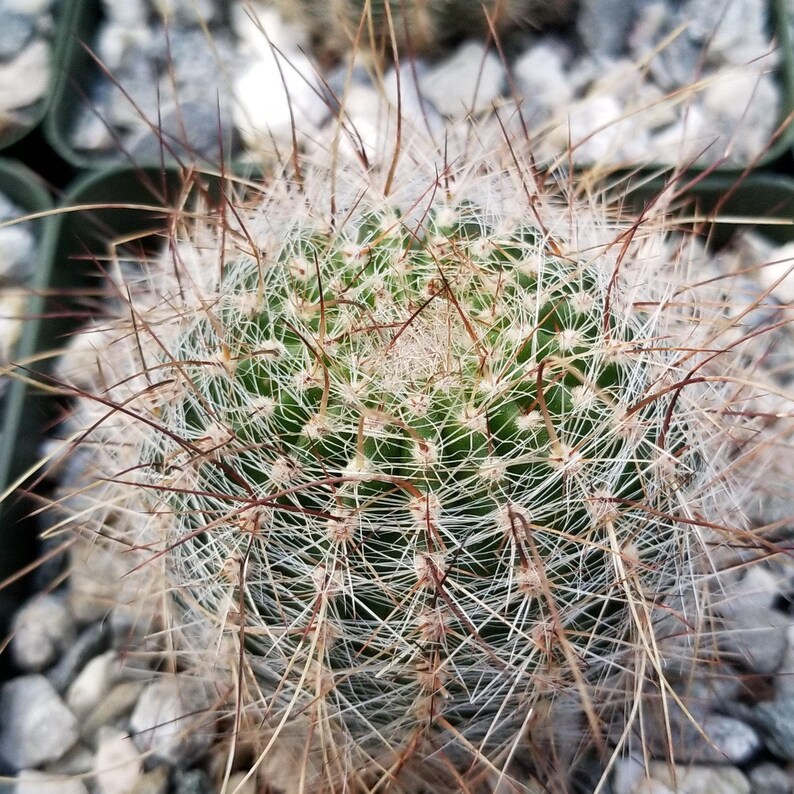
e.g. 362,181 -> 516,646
271,0 -> 574,57
55,137 -> 772,791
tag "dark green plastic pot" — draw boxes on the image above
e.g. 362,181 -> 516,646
44,0 -> 794,172
0,159 -> 53,654
0,164 -> 228,664
622,172 -> 794,248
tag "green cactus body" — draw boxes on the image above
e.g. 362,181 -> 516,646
126,157 -> 714,781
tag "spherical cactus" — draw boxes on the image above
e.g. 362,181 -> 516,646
270,0 -> 574,57
55,131 -> 776,791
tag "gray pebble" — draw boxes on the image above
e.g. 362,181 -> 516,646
747,762 -> 793,794
94,22 -> 151,72
107,65 -> 164,130
66,651 -> 119,719
512,38 -> 573,119
100,0 -> 147,27
47,621 -> 111,694
0,224 -> 36,283
0,10 -> 34,60
69,106 -> 115,152
93,728 -> 143,794
702,714 -> 762,765
716,607 -> 789,675
0,675 -> 79,771
687,0 -> 770,65
172,768 -> 215,794
80,680 -> 147,744
647,761 -> 751,794
11,594 -> 76,673
126,99 -> 237,162
0,37 -> 49,112
160,27 -> 238,92
629,1 -> 704,89
752,697 -> 794,761
0,193 -> 22,220
418,40 -> 505,119
577,0 -> 635,58
612,756 -> 644,794
14,770 -> 88,794
40,741 -> 95,776
129,675 -> 217,765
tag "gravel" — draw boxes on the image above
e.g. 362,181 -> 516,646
0,675 -> 79,771
0,0 -> 54,132
70,0 -> 786,167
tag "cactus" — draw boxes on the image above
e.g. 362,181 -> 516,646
269,0 -> 574,58
50,127 -> 786,792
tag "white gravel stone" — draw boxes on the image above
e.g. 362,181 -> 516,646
576,0 -> 634,57
67,651 -> 119,718
716,605 -> 789,675
689,0 -> 771,64
94,728 -> 143,794
5,0 -> 52,13
419,40 -> 504,119
513,39 -> 573,118
716,565 -> 789,675
129,675 -> 217,765
746,762 -> 793,794
233,45 -> 327,152
231,1 -> 309,59
0,675 -> 79,771
324,82 -> 390,161
99,0 -> 147,27
69,106 -> 115,150
647,104 -> 709,165
0,224 -> 36,282
715,565 -> 789,675
756,242 -> 794,305
551,94 -> 651,164
11,593 -> 76,672
80,680 -> 147,743
646,762 -> 751,794
41,741 -> 95,775
382,61 -> 444,134
716,565 -> 784,618
612,755 -> 647,794
67,534 -> 158,628
231,1 -> 327,151
0,38 -> 49,111
701,714 -> 762,765
94,23 -> 151,73
752,696 -> 794,761
15,770 -> 89,794
0,291 -> 26,364
79,0 -> 784,170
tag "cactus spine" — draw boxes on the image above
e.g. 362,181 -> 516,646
54,126 -> 780,792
